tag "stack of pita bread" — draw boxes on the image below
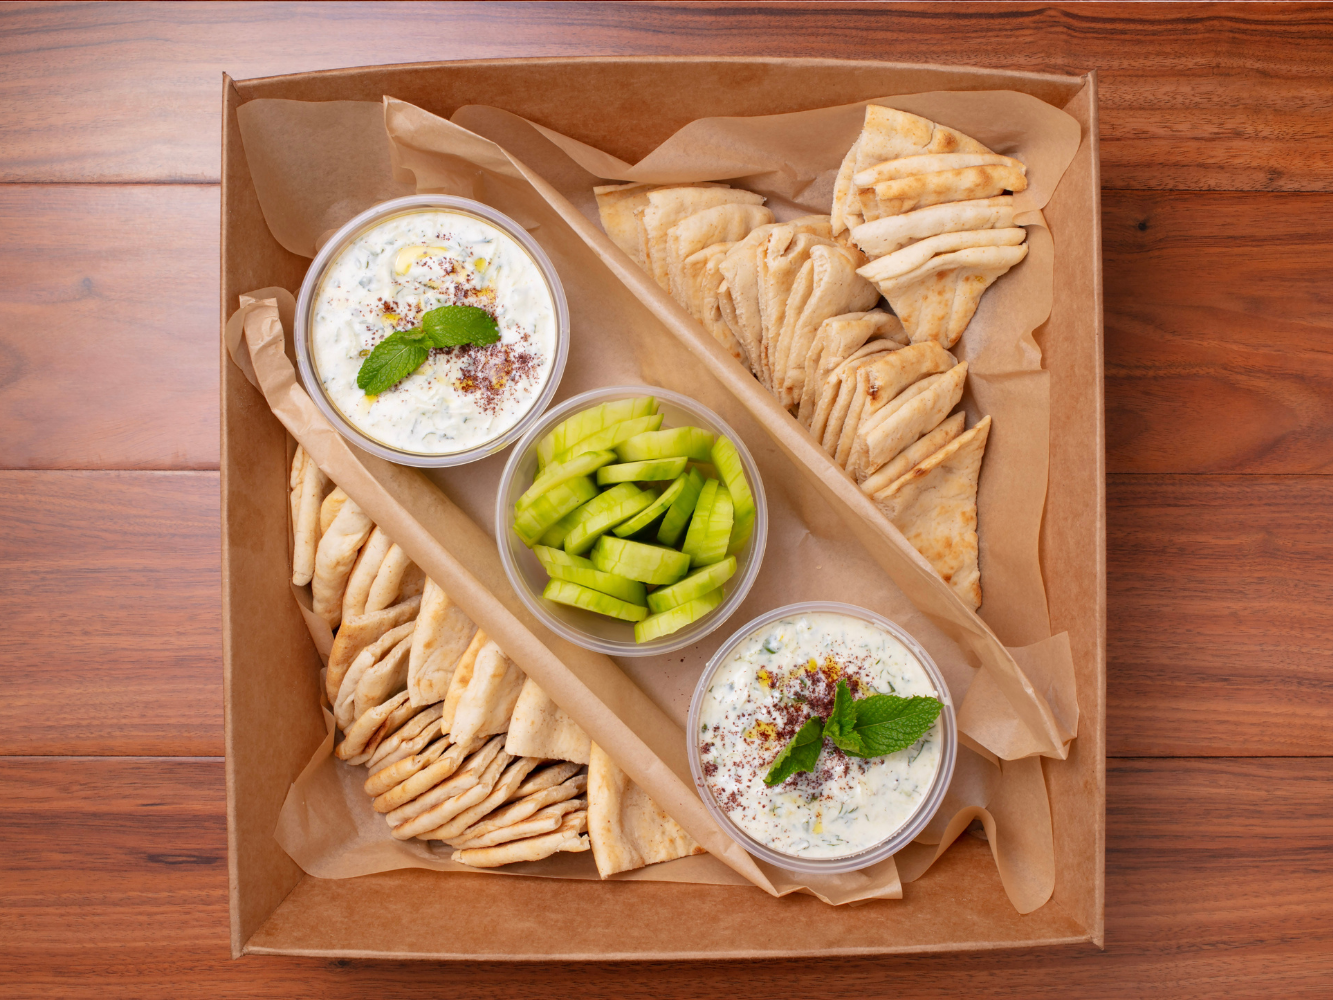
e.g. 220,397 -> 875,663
290,448 -> 706,874
834,104 -> 1029,351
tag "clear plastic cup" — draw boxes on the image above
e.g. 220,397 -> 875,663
496,386 -> 768,657
687,602 -> 957,875
294,195 -> 570,468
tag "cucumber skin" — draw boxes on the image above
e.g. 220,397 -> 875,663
595,456 -> 689,486
612,472 -> 687,538
545,562 -> 647,606
564,487 -> 657,556
539,397 -> 657,468
691,484 -> 733,568
646,555 -> 737,614
540,482 -> 637,549
656,468 -> 705,547
634,587 -> 726,642
517,449 -> 617,512
680,478 -> 719,566
615,426 -> 715,463
712,436 -> 756,555
591,535 -> 691,586
555,413 -> 663,464
543,578 -> 648,622
514,476 -> 598,547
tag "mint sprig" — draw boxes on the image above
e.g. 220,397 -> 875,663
355,305 -> 500,396
762,679 -> 942,786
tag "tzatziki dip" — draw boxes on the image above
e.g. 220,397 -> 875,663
697,611 -> 943,860
310,209 -> 557,455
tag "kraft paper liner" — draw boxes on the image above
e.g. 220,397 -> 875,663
226,292 -> 902,905
230,89 -> 1082,912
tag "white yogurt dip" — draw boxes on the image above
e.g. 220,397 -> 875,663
697,611 -> 943,859
310,210 -> 557,455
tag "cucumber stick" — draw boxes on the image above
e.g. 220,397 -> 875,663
555,413 -> 663,464
634,587 -> 725,642
612,472 -> 688,538
537,397 -> 657,469
514,475 -> 598,547
543,579 -> 647,622
683,483 -> 732,567
596,456 -> 688,485
517,450 -> 616,511
656,467 -> 705,547
564,486 -> 657,556
591,535 -> 690,586
712,436 -> 755,555
615,426 -> 714,463
533,545 -> 647,605
646,555 -> 736,614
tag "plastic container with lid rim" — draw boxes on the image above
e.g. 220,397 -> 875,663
687,601 -> 957,875
294,194 -> 570,468
496,385 -> 768,658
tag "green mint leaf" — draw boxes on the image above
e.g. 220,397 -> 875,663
822,680 -> 865,756
420,304 -> 500,348
763,715 -> 825,787
356,332 -> 429,396
839,694 -> 943,759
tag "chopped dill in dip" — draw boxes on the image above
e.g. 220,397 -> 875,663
311,210 -> 557,455
698,612 -> 944,860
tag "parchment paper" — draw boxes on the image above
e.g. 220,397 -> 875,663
231,89 -> 1083,912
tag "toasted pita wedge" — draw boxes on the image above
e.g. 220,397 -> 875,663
810,341 -> 900,447
311,498 -> 374,628
407,578 -> 478,708
396,563 -> 426,602
666,203 -> 773,302
381,735 -> 498,821
440,629 -> 489,732
341,526 -> 392,622
364,543 -> 412,614
587,743 -> 703,877
858,362 -> 968,479
851,196 -> 1015,258
352,631 -> 414,722
641,188 -> 765,290
336,691 -> 410,761
503,677 -> 591,764
364,734 -> 451,797
449,796 -> 587,850
860,411 -> 966,496
453,773 -> 588,845
874,416 -> 991,609
861,164 -> 1027,222
875,244 -> 1029,348
416,756 -> 544,842
367,709 -> 445,774
289,445 -> 305,524
594,182 -> 725,269
758,227 -> 837,388
318,487 -> 348,539
450,640 -> 526,746
324,596 -> 421,704
776,245 -> 879,408
393,746 -> 511,840
858,228 -> 1027,285
511,761 -> 584,801
717,224 -> 780,374
854,152 -> 1025,188
850,369 -> 951,477
836,346 -> 956,467
450,815 -> 589,868
291,452 -> 327,587
347,694 -> 422,766
334,620 -> 416,730
799,312 -> 906,426
683,242 -> 748,366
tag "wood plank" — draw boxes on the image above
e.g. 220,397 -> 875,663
1107,474 -> 1333,756
0,756 -> 1327,995
1105,190 -> 1333,474
0,185 -> 219,470
0,472 -> 221,757
2,3 -> 1331,189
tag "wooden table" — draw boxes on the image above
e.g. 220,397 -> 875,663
2,2 -> 1330,994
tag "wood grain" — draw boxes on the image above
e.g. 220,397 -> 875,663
0,185 -> 220,470
0,471 -> 221,757
1105,191 -> 1333,474
1,756 -> 1327,996
2,3 -> 1332,190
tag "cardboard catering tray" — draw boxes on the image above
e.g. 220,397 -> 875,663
221,57 -> 1105,961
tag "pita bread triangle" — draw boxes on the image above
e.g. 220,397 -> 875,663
875,244 -> 1029,349
851,195 -> 1015,258
594,182 -> 726,269
641,188 -> 765,290
873,415 -> 991,610
665,202 -> 773,301
586,742 -> 703,877
503,677 -> 591,764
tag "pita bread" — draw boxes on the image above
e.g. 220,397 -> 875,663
381,735 -> 498,822
861,164 -> 1028,222
397,563 -> 426,602
873,416 -> 991,609
449,640 -> 526,746
367,706 -> 445,773
364,543 -> 413,613
850,369 -> 950,475
665,203 -> 773,301
311,497 -> 374,628
858,227 -> 1027,284
324,596 -> 421,704
874,244 -> 1029,348
851,196 -> 1015,257
510,761 -> 584,801
352,631 -> 414,722
836,347 -> 955,468
758,227 -> 836,388
854,152 -> 1025,188
351,694 -> 423,765
341,526 -> 392,622
775,245 -> 879,408
503,677 -> 592,764
289,445 -> 305,524
594,182 -> 725,268
334,620 -> 416,730
364,734 -> 451,797
415,756 -> 544,842
717,224 -> 781,373
453,773 -> 589,845
641,188 -> 765,289
318,487 -> 348,539
335,690 -> 410,761
392,746 -> 511,840
439,629 -> 489,732
860,411 -> 966,496
291,452 -> 326,587
406,578 -> 478,708
449,796 -> 586,850
586,743 -> 703,877
857,361 -> 968,479
682,242 -> 748,366
799,312 -> 906,426
450,814 -> 589,868
817,347 -> 900,456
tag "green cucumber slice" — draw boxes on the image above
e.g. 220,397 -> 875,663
564,486 -> 657,556
534,545 -> 647,605
543,578 -> 647,622
686,484 -> 732,567
656,468 -> 705,547
555,413 -> 663,464
612,472 -> 688,538
680,478 -> 718,564
538,507 -> 583,548
646,555 -> 737,614
712,436 -> 756,555
537,397 -> 657,469
552,483 -> 640,553
615,426 -> 715,463
590,535 -> 691,586
513,476 -> 598,547
517,450 -> 617,512
595,456 -> 689,486
634,587 -> 726,642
